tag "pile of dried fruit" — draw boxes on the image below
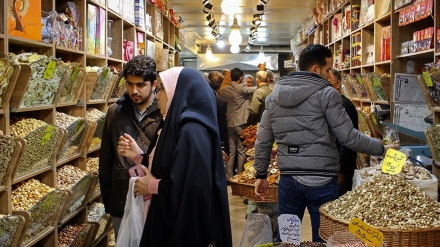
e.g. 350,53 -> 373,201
0,135 -> 16,185
322,174 -> 440,229
359,160 -> 431,181
240,125 -> 258,148
12,179 -> 54,211
58,62 -> 85,104
56,165 -> 88,190
58,224 -> 87,247
88,202 -> 107,239
87,157 -> 99,174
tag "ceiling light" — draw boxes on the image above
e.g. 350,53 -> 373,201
228,16 -> 242,46
230,44 -> 240,53
221,0 -> 239,16
203,2 -> 213,13
216,36 -> 225,48
201,0 -> 210,4
256,4 -> 265,15
205,44 -> 218,61
258,45 -> 265,62
245,45 -> 251,52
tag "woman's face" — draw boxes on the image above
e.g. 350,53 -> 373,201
156,86 -> 168,116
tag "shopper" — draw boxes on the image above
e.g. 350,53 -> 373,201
220,68 -> 256,179
118,67 -> 233,247
248,71 -> 272,125
328,68 -> 359,196
208,71 -> 230,163
217,69 -> 231,93
253,44 -> 398,242
243,74 -> 255,87
99,55 -> 162,239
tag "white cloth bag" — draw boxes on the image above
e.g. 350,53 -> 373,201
116,177 -> 145,247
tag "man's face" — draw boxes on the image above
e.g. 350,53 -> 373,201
125,74 -> 156,107
245,77 -> 253,87
315,57 -> 333,80
328,71 -> 340,89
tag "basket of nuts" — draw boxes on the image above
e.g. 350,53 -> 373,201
319,174 -> 440,246
0,214 -> 28,247
58,223 -> 98,247
88,202 -> 112,245
56,112 -> 89,163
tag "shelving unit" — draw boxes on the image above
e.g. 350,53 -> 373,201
0,0 -> 179,246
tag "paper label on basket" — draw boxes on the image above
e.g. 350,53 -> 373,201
381,149 -> 406,175
41,125 -> 55,145
118,77 -> 125,88
348,218 -> 383,247
373,76 -> 381,87
357,76 -> 364,85
423,72 -> 433,87
42,193 -> 55,212
43,61 -> 57,79
70,66 -> 80,82
102,67 -> 109,78
278,214 -> 301,244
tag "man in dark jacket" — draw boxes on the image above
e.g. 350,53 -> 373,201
254,44 -> 398,242
99,55 -> 162,239
328,68 -> 358,196
208,71 -> 230,163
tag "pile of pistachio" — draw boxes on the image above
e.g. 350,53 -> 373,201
56,165 -> 88,190
58,62 -> 85,104
89,66 -> 114,101
12,178 -> 54,211
322,174 -> 440,229
88,202 -> 107,238
0,214 -> 22,246
0,58 -> 14,108
0,135 -> 16,185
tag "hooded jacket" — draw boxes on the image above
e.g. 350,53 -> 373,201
253,72 -> 384,177
99,92 -> 162,217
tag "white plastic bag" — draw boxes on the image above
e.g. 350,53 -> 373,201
116,177 -> 145,247
239,213 -> 273,247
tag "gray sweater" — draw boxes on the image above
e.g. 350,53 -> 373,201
254,72 -> 384,182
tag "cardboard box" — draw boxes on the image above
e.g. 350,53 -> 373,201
8,0 -> 42,41
135,0 -> 145,28
96,7 -> 106,55
87,4 -> 98,54
123,0 -> 135,24
108,0 -> 122,15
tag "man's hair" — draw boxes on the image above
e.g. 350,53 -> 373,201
298,44 -> 332,71
256,71 -> 268,82
330,68 -> 341,82
266,70 -> 274,82
221,69 -> 231,76
123,55 -> 157,83
208,71 -> 224,90
230,68 -> 243,82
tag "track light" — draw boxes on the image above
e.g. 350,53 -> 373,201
260,0 -> 270,4
252,14 -> 261,27
203,2 -> 213,13
256,4 -> 265,15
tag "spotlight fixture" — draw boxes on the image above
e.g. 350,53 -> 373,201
206,13 -> 215,22
256,4 -> 265,15
228,16 -> 242,46
216,36 -> 225,48
230,44 -> 240,53
201,0 -> 209,4
260,0 -> 270,4
245,45 -> 251,52
209,21 -> 218,30
211,28 -> 219,37
203,2 -> 213,13
250,26 -> 257,34
252,14 -> 261,27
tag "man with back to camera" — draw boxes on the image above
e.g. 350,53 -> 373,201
99,55 -> 162,239
328,68 -> 359,196
247,70 -> 272,125
253,44 -> 398,242
217,69 -> 232,93
220,68 -> 256,180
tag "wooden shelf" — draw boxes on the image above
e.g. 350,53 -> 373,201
56,46 -> 85,55
107,98 -> 118,103
12,166 -> 52,185
59,205 -> 86,226
351,65 -> 362,69
8,36 -> 54,48
363,63 -> 374,67
376,12 -> 391,23
57,153 -> 82,167
90,191 -> 101,202
0,109 -> 4,115
88,145 -> 101,154
107,8 -> 122,20
22,226 -> 55,247
0,185 -> 5,192
435,52 -> 440,56
56,102 -> 79,108
10,104 -> 54,113
0,34 -> 4,39
107,57 -> 124,64
396,49 -> 435,59
360,21 -> 374,30
85,53 -> 107,60
87,100 -> 107,105
375,60 -> 391,65
86,0 -> 106,9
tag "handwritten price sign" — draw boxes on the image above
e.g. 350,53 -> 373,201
381,149 -> 406,175
349,218 -> 383,247
278,214 -> 301,244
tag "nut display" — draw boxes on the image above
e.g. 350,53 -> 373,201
87,157 -> 99,174
56,165 -> 87,189
111,75 -> 127,99
11,119 -> 61,177
240,125 -> 258,148
0,214 -> 23,246
86,108 -> 106,148
56,112 -> 81,130
58,224 -> 86,247
0,58 -> 14,108
58,63 -> 86,104
12,178 -> 54,211
89,66 -> 114,101
0,135 -> 16,185
322,174 -> 440,229
359,160 -> 431,181
56,112 -> 86,159
88,202 -> 107,239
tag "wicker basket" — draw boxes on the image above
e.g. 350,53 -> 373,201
229,180 -> 278,202
319,204 -> 440,246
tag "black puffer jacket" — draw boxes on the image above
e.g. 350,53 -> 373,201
99,92 -> 162,217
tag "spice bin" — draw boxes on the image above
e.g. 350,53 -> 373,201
56,112 -> 89,164
85,109 -> 106,151
418,63 -> 440,110
364,73 -> 390,104
10,119 -> 65,182
425,125 -> 440,163
88,66 -> 116,103
58,223 -> 98,247
109,75 -> 127,101
341,74 -> 359,99
0,58 -> 15,114
87,202 -> 112,245
9,57 -> 67,111
0,135 -> 24,191
348,74 -> 369,100
13,189 -> 68,246
57,63 -> 87,106
0,214 -> 28,247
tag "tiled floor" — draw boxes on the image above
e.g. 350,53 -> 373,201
228,186 -> 313,246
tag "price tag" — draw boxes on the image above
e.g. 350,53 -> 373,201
371,114 -> 378,125
101,67 -> 109,78
118,77 -> 125,88
70,66 -> 80,82
41,125 -> 55,145
278,214 -> 301,244
43,61 -> 57,79
0,227 -> 5,236
357,76 -> 364,85
381,149 -> 407,175
373,76 -> 381,87
423,71 -> 433,87
74,120 -> 85,134
42,193 -> 55,212
348,218 -> 383,247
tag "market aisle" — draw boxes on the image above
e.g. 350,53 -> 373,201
228,186 -> 313,246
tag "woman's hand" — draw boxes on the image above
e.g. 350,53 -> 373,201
118,133 -> 142,159
134,165 -> 153,196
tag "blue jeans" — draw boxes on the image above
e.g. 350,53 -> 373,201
277,176 -> 339,242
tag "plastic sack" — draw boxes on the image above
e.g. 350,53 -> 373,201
327,230 -> 370,247
240,213 -> 273,247
382,126 -> 399,145
116,177 -> 145,247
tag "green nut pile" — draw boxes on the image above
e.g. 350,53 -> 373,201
56,165 -> 87,190
322,174 -> 440,229
12,178 -> 54,211
0,214 -> 22,246
0,135 -> 16,185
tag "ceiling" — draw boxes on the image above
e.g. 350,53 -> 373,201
170,0 -> 317,53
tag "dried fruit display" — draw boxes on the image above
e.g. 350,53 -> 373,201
240,125 -> 258,148
322,174 -> 440,229
426,124 -> 440,162
89,66 -> 114,101
0,214 -> 25,247
87,157 -> 99,174
0,135 -> 17,185
58,63 -> 86,104
421,62 -> 440,107
56,165 -> 87,189
0,58 -> 14,108
359,160 -> 431,181
58,224 -> 87,247
12,178 -> 54,211
56,112 -> 87,159
110,75 -> 127,99
86,108 -> 106,148
88,202 -> 108,239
